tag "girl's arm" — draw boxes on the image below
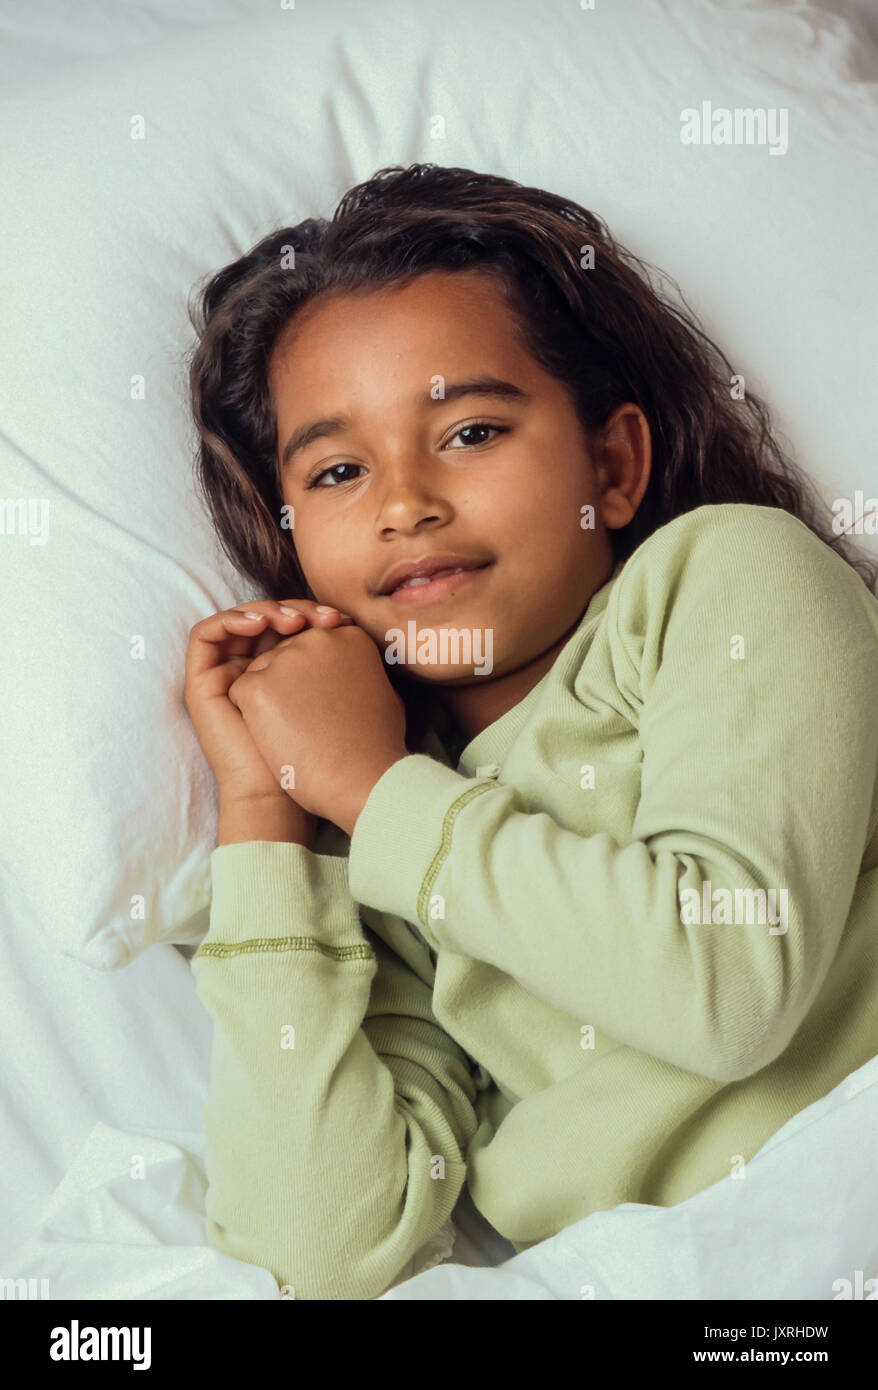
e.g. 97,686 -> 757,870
191,838 -> 480,1301
348,504 -> 878,1085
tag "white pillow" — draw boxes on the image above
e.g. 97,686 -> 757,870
2,0 -> 875,969
812,0 -> 878,50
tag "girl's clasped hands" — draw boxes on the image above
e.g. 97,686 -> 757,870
184,600 -> 409,838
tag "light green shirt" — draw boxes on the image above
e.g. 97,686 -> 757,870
192,503 -> 878,1300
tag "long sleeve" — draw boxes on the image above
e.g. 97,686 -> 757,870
190,839 -> 481,1300
348,505 -> 878,1085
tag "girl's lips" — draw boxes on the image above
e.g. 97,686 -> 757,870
385,563 -> 491,605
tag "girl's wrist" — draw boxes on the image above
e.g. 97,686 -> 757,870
217,791 -> 315,848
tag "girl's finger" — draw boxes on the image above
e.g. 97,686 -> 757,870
228,607 -> 305,626
233,604 -> 355,663
276,602 -> 354,625
191,603 -> 292,641
187,606 -> 299,683
187,602 -> 353,683
251,626 -> 285,657
224,599 -> 353,627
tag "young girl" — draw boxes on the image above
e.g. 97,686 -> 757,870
183,163 -> 878,1301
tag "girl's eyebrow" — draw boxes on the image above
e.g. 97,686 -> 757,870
281,376 -> 528,472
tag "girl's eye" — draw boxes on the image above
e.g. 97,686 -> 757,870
304,421 -> 508,489
446,421 -> 508,449
306,462 -> 364,489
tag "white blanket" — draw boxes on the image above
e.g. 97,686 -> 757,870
4,1052 -> 878,1300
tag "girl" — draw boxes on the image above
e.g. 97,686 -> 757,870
183,163 -> 878,1301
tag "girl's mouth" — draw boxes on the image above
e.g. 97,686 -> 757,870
386,563 -> 491,605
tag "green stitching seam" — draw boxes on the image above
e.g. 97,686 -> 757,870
416,781 -> 494,927
194,936 -> 375,962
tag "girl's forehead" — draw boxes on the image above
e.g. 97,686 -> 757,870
271,273 -> 526,380
284,269 -> 513,335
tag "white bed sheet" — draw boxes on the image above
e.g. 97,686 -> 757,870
0,865 -> 513,1289
4,827 -> 878,1300
4,1052 -> 878,1300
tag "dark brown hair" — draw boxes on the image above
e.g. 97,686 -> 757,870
186,161 -> 877,601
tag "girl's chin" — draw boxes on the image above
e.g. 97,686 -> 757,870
380,618 -> 497,682
394,665 -> 495,685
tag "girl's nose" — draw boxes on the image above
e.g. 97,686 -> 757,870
374,472 -> 454,535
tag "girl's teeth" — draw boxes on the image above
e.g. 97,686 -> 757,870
403,566 -> 464,588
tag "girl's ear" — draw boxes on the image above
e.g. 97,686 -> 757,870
594,403 -> 652,530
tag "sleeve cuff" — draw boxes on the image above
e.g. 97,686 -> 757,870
347,753 -> 487,942
202,839 -> 368,950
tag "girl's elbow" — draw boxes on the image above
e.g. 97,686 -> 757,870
707,1008 -> 803,1083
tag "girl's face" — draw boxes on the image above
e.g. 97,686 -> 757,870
269,269 -> 650,691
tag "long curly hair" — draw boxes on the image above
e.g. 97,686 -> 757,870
186,161 -> 877,605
